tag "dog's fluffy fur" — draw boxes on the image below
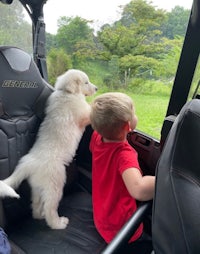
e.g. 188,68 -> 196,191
0,69 -> 97,229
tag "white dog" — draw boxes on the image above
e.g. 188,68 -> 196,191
0,69 -> 97,229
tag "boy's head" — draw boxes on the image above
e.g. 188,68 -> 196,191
90,92 -> 137,140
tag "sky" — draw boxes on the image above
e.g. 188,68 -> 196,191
43,0 -> 193,34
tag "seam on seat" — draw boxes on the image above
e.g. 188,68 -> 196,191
170,169 -> 193,254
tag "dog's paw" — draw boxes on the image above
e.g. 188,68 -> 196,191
49,216 -> 69,229
59,216 -> 69,228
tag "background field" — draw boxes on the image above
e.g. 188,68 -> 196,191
130,94 -> 169,140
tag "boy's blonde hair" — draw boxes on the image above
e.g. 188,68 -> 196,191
90,92 -> 135,139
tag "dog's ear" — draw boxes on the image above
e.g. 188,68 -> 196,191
63,78 -> 81,94
72,78 -> 82,93
55,72 -> 81,94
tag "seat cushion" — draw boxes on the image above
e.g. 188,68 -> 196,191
7,192 -> 106,254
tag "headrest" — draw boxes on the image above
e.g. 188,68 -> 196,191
0,46 -> 52,118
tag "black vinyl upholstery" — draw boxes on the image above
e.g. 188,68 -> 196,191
152,99 -> 200,254
0,46 -> 106,253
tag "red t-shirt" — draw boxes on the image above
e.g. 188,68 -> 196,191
90,131 -> 143,243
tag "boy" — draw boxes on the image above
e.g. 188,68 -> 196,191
89,92 -> 155,252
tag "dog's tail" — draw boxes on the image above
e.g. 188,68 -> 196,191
0,181 -> 20,199
2,155 -> 31,195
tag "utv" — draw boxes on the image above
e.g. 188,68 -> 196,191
0,0 -> 200,253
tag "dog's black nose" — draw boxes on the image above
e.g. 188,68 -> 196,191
95,87 -> 98,91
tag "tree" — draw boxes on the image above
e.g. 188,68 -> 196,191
46,32 -> 58,53
120,0 -> 166,28
97,0 -> 171,80
161,6 -> 190,39
0,1 -> 32,52
47,48 -> 72,85
154,37 -> 183,79
44,0 -> 190,88
56,16 -> 95,56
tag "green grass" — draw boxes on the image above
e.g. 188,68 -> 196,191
128,93 -> 169,140
88,90 -> 169,140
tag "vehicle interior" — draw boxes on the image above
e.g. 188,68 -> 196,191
0,0 -> 200,253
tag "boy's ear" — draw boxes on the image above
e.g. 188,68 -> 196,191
125,121 -> 131,132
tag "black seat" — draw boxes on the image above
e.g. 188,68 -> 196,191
152,99 -> 200,254
0,46 -> 106,253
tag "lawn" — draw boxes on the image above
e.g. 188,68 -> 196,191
128,93 -> 169,140
88,91 -> 169,140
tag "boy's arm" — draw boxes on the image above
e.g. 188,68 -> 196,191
122,168 -> 155,201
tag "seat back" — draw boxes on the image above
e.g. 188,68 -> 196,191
152,99 -> 200,254
0,46 -> 53,226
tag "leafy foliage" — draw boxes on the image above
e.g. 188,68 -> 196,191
161,6 -> 190,39
0,0 -> 32,52
56,16 -> 95,55
47,48 -> 72,85
0,0 -> 191,93
46,0 -> 191,90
